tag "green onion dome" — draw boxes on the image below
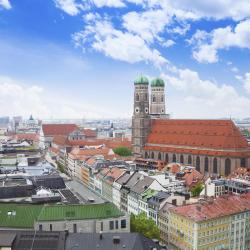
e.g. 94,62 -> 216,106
151,78 -> 165,87
134,75 -> 149,85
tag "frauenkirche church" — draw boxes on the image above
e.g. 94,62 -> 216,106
132,76 -> 250,176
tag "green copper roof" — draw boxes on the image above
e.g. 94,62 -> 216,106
0,204 -> 43,228
0,203 -> 124,228
37,203 -> 123,221
151,78 -> 165,87
134,75 -> 149,85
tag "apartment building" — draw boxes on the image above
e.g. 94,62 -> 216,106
168,194 -> 250,250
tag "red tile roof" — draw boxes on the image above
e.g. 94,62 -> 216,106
13,133 -> 39,142
53,135 -> 68,146
52,136 -> 131,149
145,119 -> 250,157
83,129 -> 97,138
68,147 -> 117,161
183,169 -> 203,187
42,124 -> 78,136
102,167 -> 126,185
170,193 -> 250,222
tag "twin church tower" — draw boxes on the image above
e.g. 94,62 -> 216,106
132,75 -> 168,157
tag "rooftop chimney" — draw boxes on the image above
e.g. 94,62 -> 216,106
113,236 -> 121,244
172,199 -> 177,206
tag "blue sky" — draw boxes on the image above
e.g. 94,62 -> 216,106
0,0 -> 250,119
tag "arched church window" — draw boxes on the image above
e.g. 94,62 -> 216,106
205,157 -> 209,172
136,94 -> 139,101
241,158 -> 246,167
165,154 -> 169,163
151,152 -> 154,159
188,155 -> 192,165
152,95 -> 156,102
161,95 -> 164,102
144,93 -> 148,101
213,158 -> 218,174
172,154 -> 176,162
158,152 -> 161,160
180,155 -> 184,164
225,158 -> 231,176
196,156 -> 200,172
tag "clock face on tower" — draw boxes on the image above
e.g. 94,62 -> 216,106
135,107 -> 140,113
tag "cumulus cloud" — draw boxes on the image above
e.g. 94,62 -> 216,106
0,76 -> 49,118
0,76 -> 119,119
122,9 -> 171,42
0,0 -> 11,9
73,17 -> 167,67
54,0 -> 87,15
190,19 -> 250,63
162,68 -> 250,118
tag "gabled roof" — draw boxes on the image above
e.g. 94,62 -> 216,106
103,168 -> 126,185
42,124 -> 78,136
124,172 -> 143,188
148,191 -> 171,206
146,119 -> 250,157
116,172 -> 132,185
130,176 -> 155,194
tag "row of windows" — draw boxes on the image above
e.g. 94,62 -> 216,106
109,219 -> 127,230
135,93 -> 164,102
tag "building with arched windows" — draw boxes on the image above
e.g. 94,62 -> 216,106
132,76 -> 250,176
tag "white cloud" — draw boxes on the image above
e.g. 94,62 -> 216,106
162,39 -> 175,48
73,18 -> 167,67
123,9 -> 171,42
0,0 -> 11,9
167,23 -> 191,36
243,73 -> 250,94
91,0 -> 125,8
54,0 -> 87,15
0,76 -> 49,118
190,19 -> 250,63
162,68 -> 250,118
153,0 -> 250,21
0,76 -> 122,119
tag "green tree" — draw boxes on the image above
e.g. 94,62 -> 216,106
130,213 -> 160,240
57,161 -> 66,174
113,146 -> 132,157
191,182 -> 204,197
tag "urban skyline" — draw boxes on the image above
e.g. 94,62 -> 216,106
0,0 -> 250,119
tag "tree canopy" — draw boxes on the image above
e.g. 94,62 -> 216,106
191,182 -> 204,197
113,146 -> 132,156
130,213 -> 160,240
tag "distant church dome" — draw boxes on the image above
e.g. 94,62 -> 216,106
134,75 -> 149,85
151,78 -> 165,87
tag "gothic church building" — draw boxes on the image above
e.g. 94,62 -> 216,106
132,76 -> 250,176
